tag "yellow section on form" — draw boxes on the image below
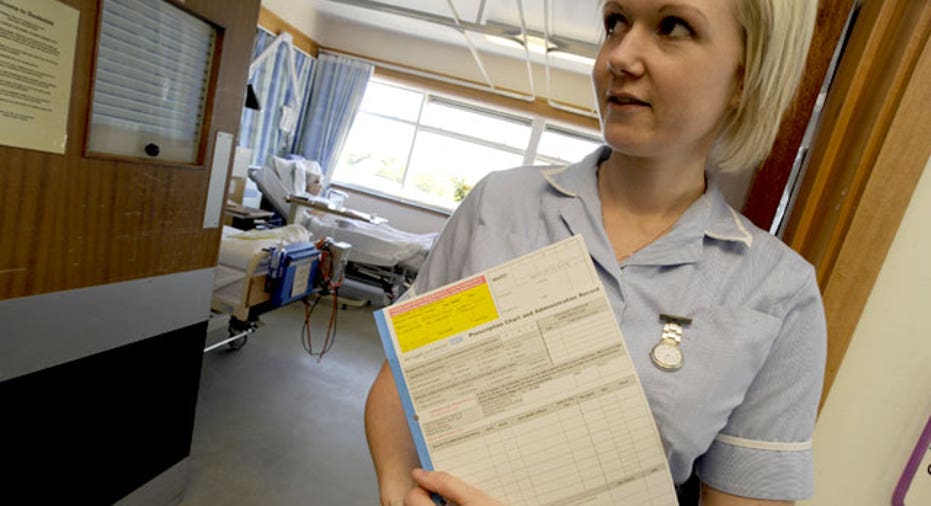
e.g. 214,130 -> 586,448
390,276 -> 499,353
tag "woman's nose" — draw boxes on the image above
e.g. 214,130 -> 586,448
605,28 -> 647,77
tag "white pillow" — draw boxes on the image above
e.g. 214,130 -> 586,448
271,156 -> 304,196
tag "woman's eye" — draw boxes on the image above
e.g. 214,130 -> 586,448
658,16 -> 693,38
603,13 -> 628,36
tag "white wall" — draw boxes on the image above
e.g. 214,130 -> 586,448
336,186 -> 449,235
261,0 -> 322,41
802,156 -> 931,505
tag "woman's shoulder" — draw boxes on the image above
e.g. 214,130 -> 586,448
696,184 -> 819,316
464,164 -> 567,217
474,164 -> 559,194
742,215 -> 813,275
726,210 -> 820,313
471,148 -> 604,207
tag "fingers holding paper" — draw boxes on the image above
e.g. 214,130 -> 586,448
405,469 -> 505,506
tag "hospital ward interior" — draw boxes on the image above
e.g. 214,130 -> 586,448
0,0 -> 928,505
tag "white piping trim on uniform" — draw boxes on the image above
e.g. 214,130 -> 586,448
705,207 -> 753,248
715,434 -> 812,452
541,166 -> 577,197
729,207 -> 754,247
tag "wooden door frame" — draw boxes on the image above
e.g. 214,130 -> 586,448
782,0 -> 931,405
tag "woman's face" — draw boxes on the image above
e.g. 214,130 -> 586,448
593,0 -> 744,163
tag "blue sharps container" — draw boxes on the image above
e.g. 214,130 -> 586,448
269,242 -> 320,306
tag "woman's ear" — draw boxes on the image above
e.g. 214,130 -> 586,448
730,66 -> 745,109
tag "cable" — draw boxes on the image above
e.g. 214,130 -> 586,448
300,241 -> 344,361
301,293 -> 323,356
320,286 -> 339,360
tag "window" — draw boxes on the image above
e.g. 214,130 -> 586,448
87,0 -> 217,163
534,126 -> 604,166
332,79 -> 601,211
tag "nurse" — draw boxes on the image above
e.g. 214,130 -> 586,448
366,1 -> 824,505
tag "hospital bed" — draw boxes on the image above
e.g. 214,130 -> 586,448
209,224 -> 348,351
250,157 -> 438,306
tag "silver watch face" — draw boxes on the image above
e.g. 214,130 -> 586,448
651,341 -> 683,371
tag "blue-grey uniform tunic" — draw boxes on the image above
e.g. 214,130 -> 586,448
406,147 -> 826,502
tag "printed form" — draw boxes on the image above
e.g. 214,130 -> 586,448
375,235 -> 676,505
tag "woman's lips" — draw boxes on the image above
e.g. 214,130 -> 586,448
607,93 -> 650,109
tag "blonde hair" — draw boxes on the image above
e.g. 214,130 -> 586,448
713,0 -> 818,172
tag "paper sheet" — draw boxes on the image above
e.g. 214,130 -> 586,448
0,0 -> 78,154
376,235 -> 676,505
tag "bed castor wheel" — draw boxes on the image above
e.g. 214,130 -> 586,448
227,335 -> 248,350
226,319 -> 254,351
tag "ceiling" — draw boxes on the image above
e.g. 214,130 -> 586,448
303,0 -> 601,110
309,0 -> 604,65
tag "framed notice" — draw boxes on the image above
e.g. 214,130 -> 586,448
0,0 -> 79,154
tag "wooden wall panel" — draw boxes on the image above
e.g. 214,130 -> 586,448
0,0 -> 261,300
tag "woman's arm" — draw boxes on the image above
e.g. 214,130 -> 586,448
365,361 -> 421,506
702,483 -> 793,506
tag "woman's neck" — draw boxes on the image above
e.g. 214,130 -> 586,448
598,150 -> 707,218
597,149 -> 708,261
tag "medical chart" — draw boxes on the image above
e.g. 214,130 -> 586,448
375,235 -> 676,506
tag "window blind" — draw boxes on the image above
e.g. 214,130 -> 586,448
87,0 -> 216,162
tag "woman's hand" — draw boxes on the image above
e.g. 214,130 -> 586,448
404,469 -> 505,506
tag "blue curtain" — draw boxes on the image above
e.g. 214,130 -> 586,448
238,30 -> 317,168
294,53 -> 374,181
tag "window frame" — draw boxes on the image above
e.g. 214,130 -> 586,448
84,0 -> 222,166
331,77 -> 601,212
533,123 -> 605,166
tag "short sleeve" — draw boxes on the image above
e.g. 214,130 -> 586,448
696,268 -> 827,500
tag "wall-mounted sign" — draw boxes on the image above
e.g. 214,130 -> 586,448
0,0 -> 79,154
